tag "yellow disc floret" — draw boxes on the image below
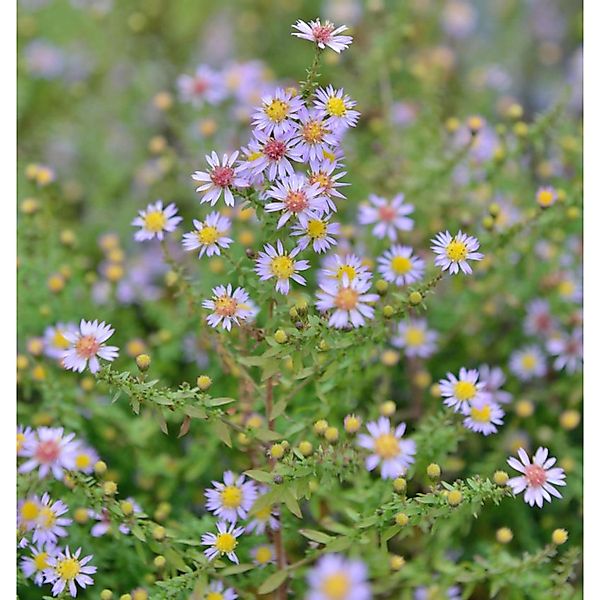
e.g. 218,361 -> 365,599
197,226 -> 219,245
321,572 -> 351,600
446,239 -> 468,262
374,433 -> 400,459
144,211 -> 167,233
454,381 -> 476,401
326,97 -> 347,117
265,99 -> 289,122
391,256 -> 412,274
271,256 -> 295,279
56,557 -> 81,580
220,486 -> 243,509
215,532 -> 237,554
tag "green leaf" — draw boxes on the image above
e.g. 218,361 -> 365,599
220,563 -> 254,575
254,428 -> 282,442
214,420 -> 232,447
183,405 -> 207,419
257,569 -> 288,595
130,525 -> 146,542
299,529 -> 333,544
282,489 -> 302,518
245,469 -> 274,484
205,396 -> 237,407
325,536 -> 352,552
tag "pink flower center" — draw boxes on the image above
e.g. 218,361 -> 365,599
312,24 -> 334,44
214,295 -> 238,317
193,78 -> 208,94
285,191 -> 308,213
334,288 -> 359,310
263,139 -> 287,161
75,335 -> 100,359
35,439 -> 60,464
525,464 -> 547,487
535,314 -> 551,331
210,166 -> 234,188
378,205 -> 396,222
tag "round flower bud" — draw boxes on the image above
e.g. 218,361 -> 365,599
389,554 -> 406,570
426,463 -> 441,479
552,528 -> 568,545
153,555 -> 166,569
270,443 -> 285,460
289,307 -> 299,320
94,460 -> 107,475
559,410 -> 580,431
408,291 -> 422,305
482,215 -> 495,230
381,350 -> 400,366
445,117 -> 460,132
493,470 -> 509,486
103,481 -> 118,496
395,512 -> 409,526
152,525 -> 166,541
237,433 -> 250,446
325,427 -> 339,443
393,478 -> 407,493
488,203 -> 501,217
496,527 -> 513,543
382,305 -> 395,318
100,590 -> 114,600
515,400 -> 534,418
375,280 -> 389,294
74,507 -> 89,524
196,375 -> 212,391
298,441 -> 313,457
513,121 -> 529,137
467,115 -> 485,134
121,500 -> 134,516
21,198 -> 40,214
120,595 -> 132,600
135,354 -> 151,372
16,355 -> 29,370
447,490 -> 463,506
344,414 -> 362,434
313,420 -> 329,435
414,370 -> 431,389
274,329 -> 288,344
379,401 -> 396,417
47,273 -> 65,293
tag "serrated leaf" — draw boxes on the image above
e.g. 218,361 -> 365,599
258,569 -> 288,595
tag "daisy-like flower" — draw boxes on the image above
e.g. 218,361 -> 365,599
316,274 -> 379,329
255,240 -> 310,295
246,486 -> 280,534
44,546 -> 96,597
377,245 -> 425,286
306,554 -> 371,600
547,328 -> 583,374
32,493 -> 72,546
391,318 -> 438,358
292,108 -> 340,167
21,544 -> 56,586
239,130 -> 302,182
439,368 -> 489,413
509,345 -> 547,381
431,230 -> 484,275
18,496 -> 42,534
205,471 -> 258,523
462,397 -> 505,436
19,427 -> 77,480
71,443 -> 99,474
358,194 -> 414,241
524,299 -> 557,337
478,364 -> 512,404
192,151 -> 249,207
291,213 -> 341,253
202,284 -> 257,331
265,173 -> 327,229
251,544 -> 276,568
314,86 -> 360,131
43,322 -> 77,360
507,447 -> 566,507
176,65 -> 226,106
308,160 -> 349,212
252,87 -> 304,136
357,417 -> 416,479
132,200 -> 182,242
319,253 -> 372,285
17,425 -> 34,457
182,212 -> 233,258
292,19 -> 353,53
536,185 -> 557,208
205,581 -> 238,600
62,319 -> 119,374
201,521 -> 245,564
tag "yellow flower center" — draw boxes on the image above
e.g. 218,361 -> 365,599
391,256 -> 412,275
454,381 -> 477,401
334,288 -> 359,310
521,354 -> 537,370
206,593 -> 224,600
374,433 -> 400,459
144,211 -> 167,232
52,330 -> 70,349
197,226 -> 219,245
39,507 -> 57,529
321,572 -> 351,599
537,190 -> 554,207
558,280 -> 575,297
21,500 -> 40,521
33,551 -> 49,571
404,327 -> 425,347
446,239 -> 468,262
326,97 -> 347,117
336,265 -> 356,281
17,432 -> 25,453
310,172 -> 332,190
302,120 -> 326,143
214,295 -> 238,318
220,486 -> 243,509
56,557 -> 81,581
247,150 -> 263,161
471,404 -> 492,422
254,505 -> 272,521
265,99 -> 289,122
75,453 -> 91,469
255,545 -> 273,564
307,219 -> 327,239
271,256 -> 295,279
215,532 -> 237,554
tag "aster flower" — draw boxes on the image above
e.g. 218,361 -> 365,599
478,364 -> 512,404
132,200 -> 182,242
557,273 -> 583,303
507,447 -> 566,507
536,185 -> 557,208
292,107 -> 340,168
17,425 -> 34,457
206,581 -> 238,600
391,318 -> 438,358
431,230 -> 483,275
358,194 -> 414,241
265,173 -> 327,229
255,240 -> 310,295
509,345 -> 547,381
201,521 -> 245,564
205,471 -> 258,523
524,299 -> 557,337
19,427 -> 77,480
439,368 -> 489,413
319,253 -> 372,285
251,544 -> 276,567
316,275 -> 379,329
192,151 -> 249,207
176,65 -> 226,106
202,284 -> 257,331
308,160 -> 349,212
377,245 -> 425,286
71,443 -> 99,474
32,493 -> 72,546
547,328 -> 583,374
252,87 -> 304,136
239,130 -> 302,182
62,319 -> 119,374
18,495 -> 42,535
291,213 -> 341,253
306,553 -> 371,600
357,417 -> 416,479
43,322 -> 77,360
292,19 -> 353,53
182,212 -> 233,258
462,397 -> 505,436
43,546 -> 96,597
246,486 -> 280,534
21,544 -> 56,586
314,85 -> 360,131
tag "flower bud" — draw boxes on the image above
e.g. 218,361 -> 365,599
344,414 -> 361,434
382,305 -> 395,318
379,401 -> 396,417
103,481 -> 118,496
100,590 -> 114,600
298,441 -> 313,457
393,478 -> 407,493
135,354 -> 151,372
94,460 -> 107,475
274,329 -> 288,344
493,470 -> 509,486
496,527 -> 513,543
121,500 -> 134,516
375,280 -> 389,294
196,375 -> 212,391
426,463 -> 441,479
408,291 -> 422,305
153,555 -> 166,568
152,525 -> 166,541
325,427 -> 339,443
552,529 -> 568,545
395,512 -> 409,526
313,420 -> 328,435
270,443 -> 285,459
447,490 -> 462,506
389,554 -> 405,570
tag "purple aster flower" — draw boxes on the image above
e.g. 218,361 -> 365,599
192,151 -> 250,207
358,194 -> 414,241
